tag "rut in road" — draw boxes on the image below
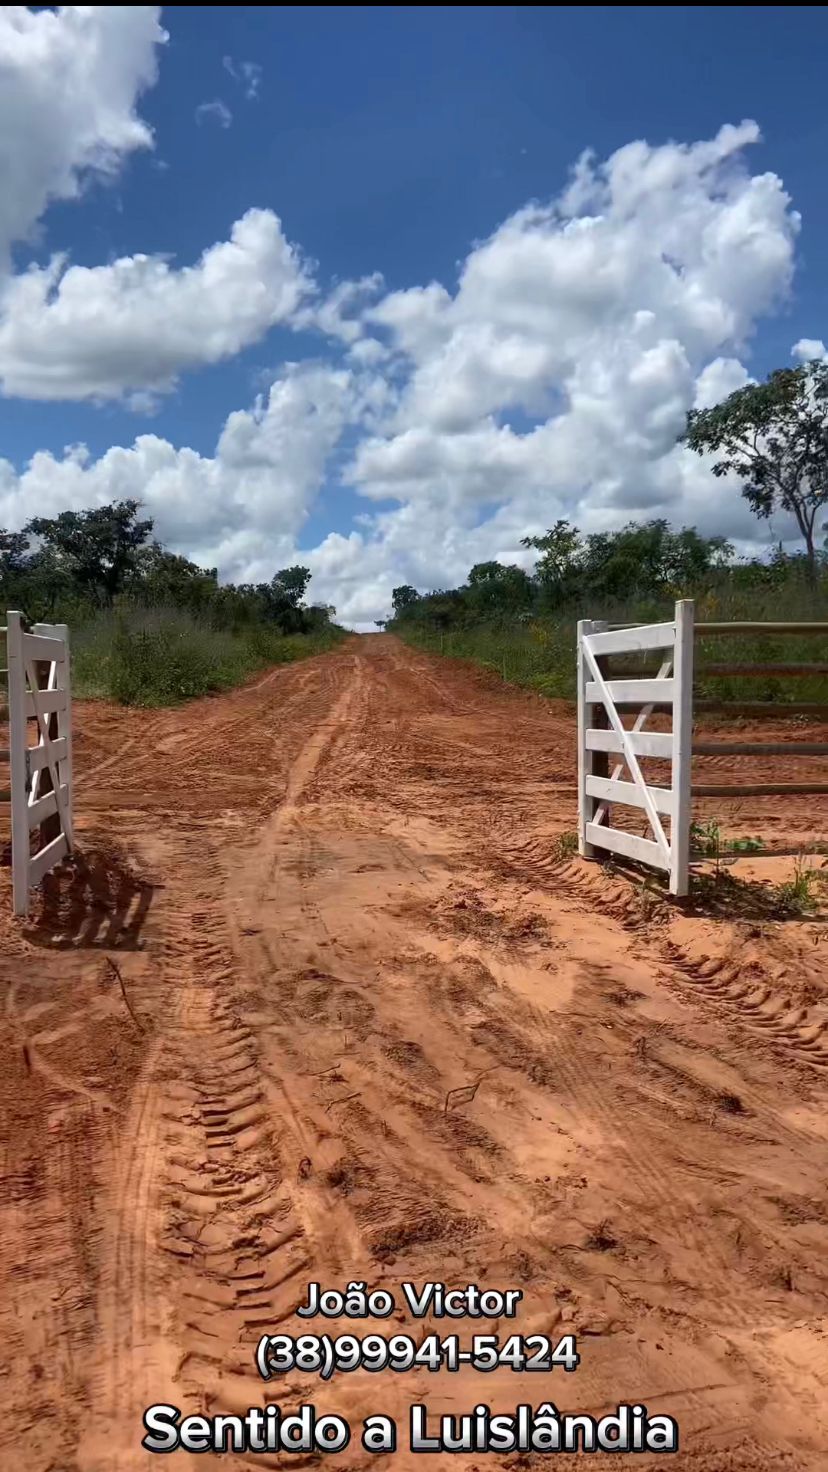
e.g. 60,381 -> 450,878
2,634 -> 828,1471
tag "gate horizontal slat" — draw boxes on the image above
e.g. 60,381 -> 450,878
586,728 -> 673,758
585,622 -> 677,656
27,737 -> 68,773
585,822 -> 670,870
586,677 -> 675,704
586,774 -> 675,816
23,633 -> 65,661
24,689 -> 65,717
28,783 -> 70,829
29,832 -> 69,886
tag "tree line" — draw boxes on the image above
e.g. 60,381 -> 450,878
0,500 -> 335,636
387,519 -> 821,633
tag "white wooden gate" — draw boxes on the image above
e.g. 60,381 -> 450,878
577,599 -> 693,896
5,611 -> 73,916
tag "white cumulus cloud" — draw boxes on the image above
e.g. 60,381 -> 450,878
0,4 -> 165,271
0,209 -> 313,400
316,119 -> 802,622
0,10 -> 312,403
0,363 -> 353,577
792,337 -> 827,363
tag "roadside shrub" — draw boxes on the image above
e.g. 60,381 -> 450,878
110,626 -> 218,705
71,605 -> 344,706
397,579 -> 828,710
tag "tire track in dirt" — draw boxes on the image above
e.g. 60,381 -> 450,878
98,663 -> 369,1448
236,650 -> 764,1359
408,909 -> 760,1332
74,652 -> 344,809
494,835 -> 828,1074
73,661 -> 358,1466
161,963 -> 306,1425
77,869 -> 308,1467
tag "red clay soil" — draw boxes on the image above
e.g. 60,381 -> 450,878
1,634 -> 827,1470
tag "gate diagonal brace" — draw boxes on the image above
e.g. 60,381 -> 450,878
23,652 -> 72,844
591,652 -> 673,830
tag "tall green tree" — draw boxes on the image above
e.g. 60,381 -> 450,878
391,584 -> 420,617
258,565 -> 312,632
580,520 -> 731,600
25,499 -> 154,605
272,565 -> 312,605
521,520 -> 583,606
1,525 -> 100,616
466,560 -> 533,616
683,360 -> 828,585
130,544 -> 219,613
0,529 -> 29,573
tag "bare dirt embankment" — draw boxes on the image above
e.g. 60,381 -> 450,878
1,634 -> 827,1470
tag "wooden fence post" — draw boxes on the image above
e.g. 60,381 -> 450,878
669,599 -> 694,897
7,611 -> 29,917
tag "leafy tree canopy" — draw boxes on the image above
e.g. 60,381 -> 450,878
25,498 -> 154,604
257,566 -> 313,632
392,584 -> 420,616
580,520 -> 732,602
272,565 -> 312,605
466,561 -> 533,613
0,503 -> 334,638
388,520 -> 746,633
683,359 -> 828,583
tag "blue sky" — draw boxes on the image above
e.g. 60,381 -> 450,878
1,6 -> 825,623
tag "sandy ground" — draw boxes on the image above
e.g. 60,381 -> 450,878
1,633 -> 827,1470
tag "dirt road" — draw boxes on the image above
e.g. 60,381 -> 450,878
1,634 -> 827,1469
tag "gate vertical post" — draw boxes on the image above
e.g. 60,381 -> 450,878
577,619 -> 593,856
591,621 -> 611,830
669,599 -> 694,897
577,620 -> 611,855
578,618 -> 611,860
7,611 -> 30,917
52,623 -> 73,848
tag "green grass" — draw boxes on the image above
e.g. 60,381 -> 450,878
690,819 -> 767,868
688,853 -> 828,920
398,622 -> 578,699
552,830 -> 579,860
775,855 -> 828,916
396,582 -> 828,709
72,605 -> 345,706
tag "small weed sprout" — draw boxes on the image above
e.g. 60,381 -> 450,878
776,855 -> 828,918
554,831 -> 579,860
691,819 -> 765,880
